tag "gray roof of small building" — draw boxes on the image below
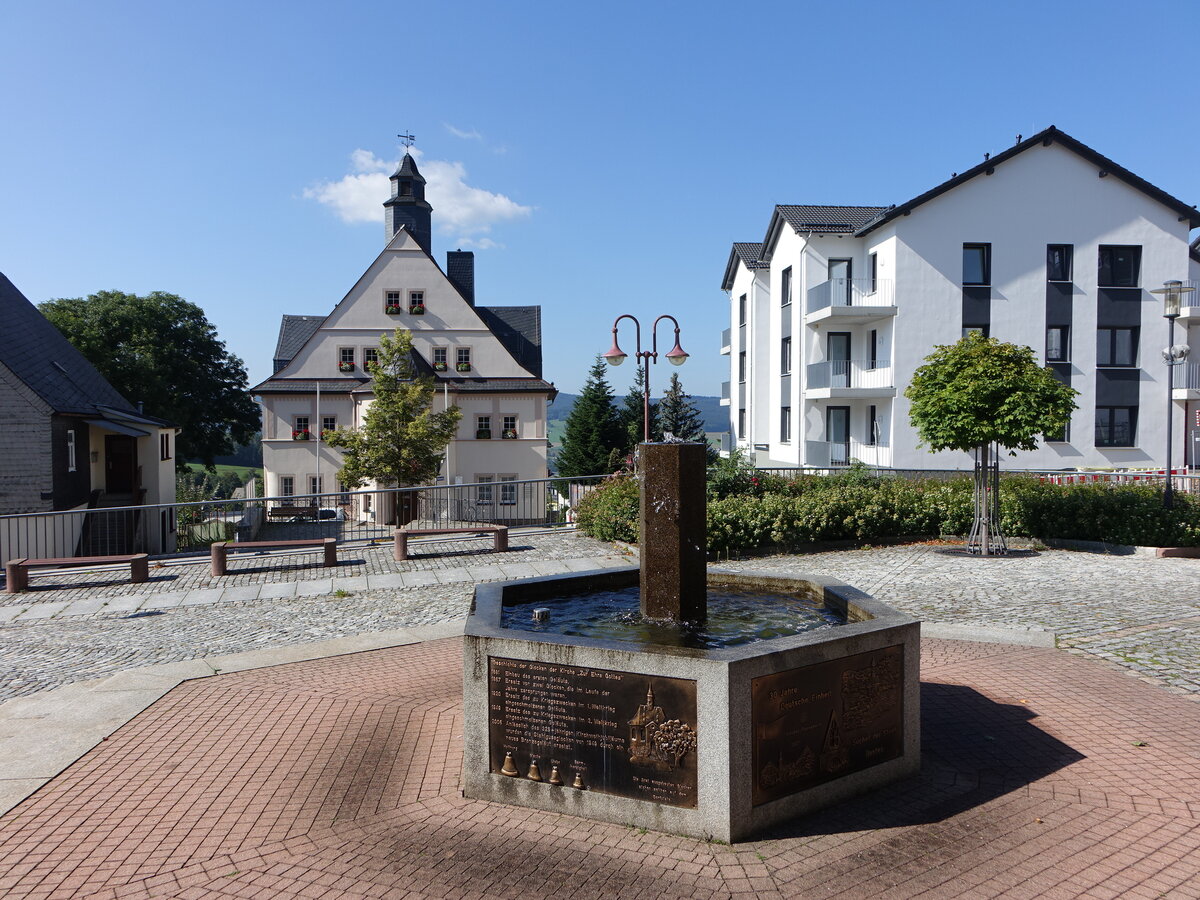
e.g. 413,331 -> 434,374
732,243 -> 767,268
0,272 -> 153,418
476,305 -> 543,378
777,205 -> 891,234
273,315 -> 325,373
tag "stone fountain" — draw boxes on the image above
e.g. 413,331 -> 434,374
463,443 -> 920,841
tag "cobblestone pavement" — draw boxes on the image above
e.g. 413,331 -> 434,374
0,531 -> 631,701
4,534 -> 1200,701
2,638 -> 1199,899
717,543 -> 1200,695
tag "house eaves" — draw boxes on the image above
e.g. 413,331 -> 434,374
856,126 -> 1200,238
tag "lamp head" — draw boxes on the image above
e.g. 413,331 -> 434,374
665,340 -> 689,366
603,339 -> 627,367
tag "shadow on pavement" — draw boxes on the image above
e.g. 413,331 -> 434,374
764,681 -> 1085,838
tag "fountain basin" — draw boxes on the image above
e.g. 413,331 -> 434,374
463,566 -> 920,842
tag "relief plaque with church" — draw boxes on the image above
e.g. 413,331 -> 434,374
751,644 -> 904,806
488,657 -> 698,808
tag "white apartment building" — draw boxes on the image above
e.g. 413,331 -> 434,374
252,153 -> 554,521
722,127 -> 1200,471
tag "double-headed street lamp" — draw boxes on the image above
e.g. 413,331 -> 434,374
1150,279 -> 1194,509
603,314 -> 688,443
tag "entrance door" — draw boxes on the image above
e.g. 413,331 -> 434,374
827,406 -> 851,466
828,259 -> 852,306
104,435 -> 136,494
827,332 -> 851,388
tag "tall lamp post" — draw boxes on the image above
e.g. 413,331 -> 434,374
1150,280 -> 1194,508
603,314 -> 688,442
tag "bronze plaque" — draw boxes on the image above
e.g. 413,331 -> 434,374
488,657 -> 698,808
752,645 -> 904,806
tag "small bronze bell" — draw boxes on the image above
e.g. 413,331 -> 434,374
526,759 -> 543,782
500,752 -> 519,777
572,772 -> 585,790
548,765 -> 563,786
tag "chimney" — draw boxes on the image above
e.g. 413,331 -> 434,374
447,250 -> 475,306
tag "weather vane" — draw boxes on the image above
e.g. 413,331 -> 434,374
398,132 -> 416,150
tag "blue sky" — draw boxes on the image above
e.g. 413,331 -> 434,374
2,0 -> 1197,398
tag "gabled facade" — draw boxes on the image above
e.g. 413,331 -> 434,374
252,153 -> 554,522
0,273 -> 178,559
723,127 -> 1200,471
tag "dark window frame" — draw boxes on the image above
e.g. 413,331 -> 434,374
1047,244 -> 1073,282
1097,327 -> 1138,367
1098,245 -> 1141,288
738,294 -> 746,326
738,351 -> 746,384
962,243 -> 991,286
1095,406 -> 1137,447
780,336 -> 791,375
780,267 -> 792,307
780,405 -> 791,443
869,252 -> 878,293
1046,326 -> 1070,362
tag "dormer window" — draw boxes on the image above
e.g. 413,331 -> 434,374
339,347 -> 355,373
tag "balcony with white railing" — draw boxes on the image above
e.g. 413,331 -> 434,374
1172,361 -> 1200,400
1173,281 -> 1200,324
720,327 -> 731,355
721,381 -> 731,406
805,277 -> 896,324
805,439 -> 891,469
805,359 -> 896,398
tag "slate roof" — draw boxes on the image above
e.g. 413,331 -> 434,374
0,272 -> 148,418
392,153 -> 424,181
732,243 -> 767,269
476,305 -> 543,378
273,315 -> 324,373
777,205 -> 891,234
252,379 -> 366,394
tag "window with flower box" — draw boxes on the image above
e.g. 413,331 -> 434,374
321,416 -> 336,440
433,347 -> 448,371
338,347 -> 355,372
293,417 -> 311,440
501,415 -> 518,439
363,347 -> 379,369
476,415 -> 492,439
385,290 -> 403,314
409,290 -> 425,315
457,347 -> 472,372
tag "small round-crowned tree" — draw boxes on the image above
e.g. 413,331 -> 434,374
904,332 -> 1077,555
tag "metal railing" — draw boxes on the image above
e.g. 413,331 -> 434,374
0,476 -> 607,564
1177,363 -> 1200,390
806,277 -> 895,313
753,465 -> 1200,492
720,327 -> 731,352
806,359 -> 893,390
721,381 -> 731,400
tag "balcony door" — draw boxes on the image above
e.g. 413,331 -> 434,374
827,406 -> 851,466
827,332 -> 851,388
828,259 -> 852,306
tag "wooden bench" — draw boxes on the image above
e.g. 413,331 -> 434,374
394,525 -> 509,561
266,506 -> 319,521
210,538 -> 337,576
5,554 -> 149,593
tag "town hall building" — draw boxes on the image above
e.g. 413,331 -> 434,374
252,152 -> 554,522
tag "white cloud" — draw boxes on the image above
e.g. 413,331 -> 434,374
444,123 -> 482,141
303,149 -> 531,243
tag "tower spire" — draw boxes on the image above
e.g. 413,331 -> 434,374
384,132 -> 432,252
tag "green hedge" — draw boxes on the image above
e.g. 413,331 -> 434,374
575,470 -> 1200,554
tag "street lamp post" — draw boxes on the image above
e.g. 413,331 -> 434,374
1150,280 -> 1194,509
603,314 -> 688,442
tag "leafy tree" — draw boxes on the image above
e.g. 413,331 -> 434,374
325,329 -> 461,489
658,373 -> 716,461
618,365 -> 659,450
555,356 -> 624,477
40,290 -> 259,469
905,332 -> 1077,554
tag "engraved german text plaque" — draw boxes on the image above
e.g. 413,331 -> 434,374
752,644 -> 904,806
489,657 -> 698,808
